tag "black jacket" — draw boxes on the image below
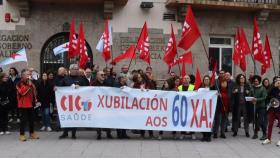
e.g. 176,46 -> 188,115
64,75 -> 89,86
232,84 -> 252,122
0,82 -> 13,110
54,75 -> 66,87
37,80 -> 53,107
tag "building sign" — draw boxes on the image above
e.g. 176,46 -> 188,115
0,33 -> 32,58
115,28 -> 169,60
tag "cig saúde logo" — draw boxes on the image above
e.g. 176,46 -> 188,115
60,95 -> 92,112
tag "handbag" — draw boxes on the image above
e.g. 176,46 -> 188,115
0,97 -> 10,108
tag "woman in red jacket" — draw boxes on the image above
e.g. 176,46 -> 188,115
16,69 -> 39,141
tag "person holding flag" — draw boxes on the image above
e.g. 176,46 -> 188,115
212,70 -> 229,139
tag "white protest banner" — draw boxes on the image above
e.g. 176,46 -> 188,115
55,87 -> 217,132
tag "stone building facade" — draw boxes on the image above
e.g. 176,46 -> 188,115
0,0 -> 280,80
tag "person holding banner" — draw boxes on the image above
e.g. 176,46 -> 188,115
250,75 -> 267,140
114,74 -> 130,139
59,64 -> 89,139
158,80 -> 171,140
200,75 -> 212,142
53,67 -> 67,131
232,74 -> 251,137
133,72 -> 154,139
92,70 -> 113,140
16,69 -> 39,141
177,75 -> 196,140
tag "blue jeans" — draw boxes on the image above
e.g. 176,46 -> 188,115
42,107 -> 50,127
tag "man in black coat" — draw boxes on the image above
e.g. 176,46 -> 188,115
58,64 -> 88,139
92,70 -> 113,140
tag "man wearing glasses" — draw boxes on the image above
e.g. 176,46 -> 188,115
59,64 -> 89,139
91,70 -> 113,140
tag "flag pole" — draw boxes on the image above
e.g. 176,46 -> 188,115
176,53 -> 181,76
128,22 -> 147,71
191,55 -> 194,75
249,53 -> 258,75
271,54 -> 277,76
128,48 -> 136,71
200,37 -> 210,62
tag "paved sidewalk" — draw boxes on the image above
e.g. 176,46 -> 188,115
0,128 -> 280,158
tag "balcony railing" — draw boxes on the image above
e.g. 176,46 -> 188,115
212,0 -> 279,4
166,0 -> 280,10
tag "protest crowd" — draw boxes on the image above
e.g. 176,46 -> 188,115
0,64 -> 279,147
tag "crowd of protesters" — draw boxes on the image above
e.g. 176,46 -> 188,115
0,64 -> 279,146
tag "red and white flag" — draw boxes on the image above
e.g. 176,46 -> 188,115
252,17 -> 265,65
233,28 -> 250,72
163,24 -> 177,65
77,22 -> 88,69
110,45 -> 136,65
137,22 -> 150,65
169,51 -> 193,67
239,27 -> 251,55
178,5 -> 201,51
68,19 -> 78,59
0,48 -> 28,66
261,35 -> 272,75
102,19 -> 111,62
233,29 -> 240,65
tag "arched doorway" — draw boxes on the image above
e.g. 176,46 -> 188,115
40,32 -> 93,73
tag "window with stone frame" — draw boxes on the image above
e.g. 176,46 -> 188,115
208,36 -> 234,74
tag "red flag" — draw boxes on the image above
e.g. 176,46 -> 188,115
261,35 -> 272,75
233,28 -> 249,72
178,5 -> 201,50
238,28 -> 248,72
252,17 -> 265,64
239,27 -> 251,55
77,22 -> 88,69
137,22 -> 150,65
210,62 -> 217,86
163,24 -> 177,65
110,45 -> 136,65
170,51 -> 193,67
102,19 -> 111,62
181,63 -> 186,79
68,19 -> 78,59
194,68 -> 202,90
232,29 -> 240,65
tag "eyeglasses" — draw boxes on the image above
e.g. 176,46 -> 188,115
100,74 -> 105,76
